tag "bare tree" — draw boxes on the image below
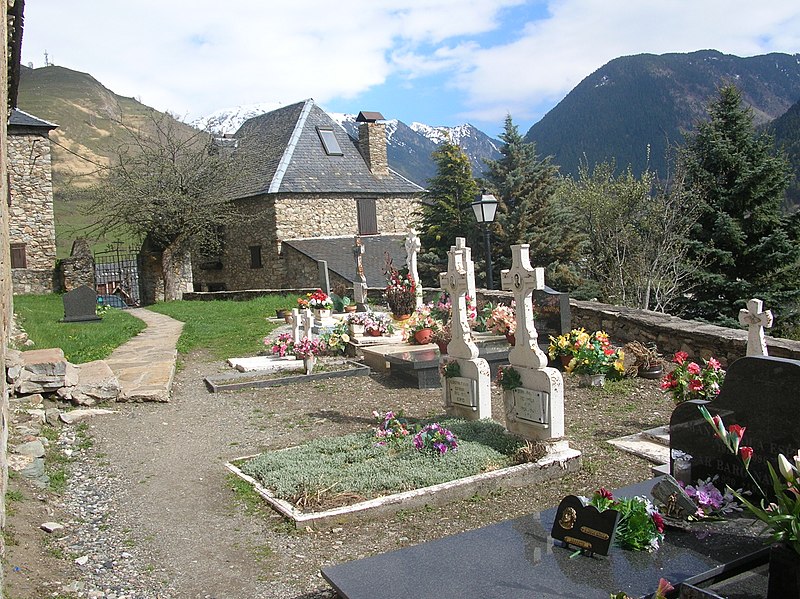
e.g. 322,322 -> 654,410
89,111 -> 241,300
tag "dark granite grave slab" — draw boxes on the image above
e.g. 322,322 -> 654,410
534,285 -> 570,340
62,285 -> 101,322
385,347 -> 511,389
322,478 -> 769,599
670,355 -> 800,497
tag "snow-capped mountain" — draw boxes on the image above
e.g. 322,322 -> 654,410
194,105 -> 500,186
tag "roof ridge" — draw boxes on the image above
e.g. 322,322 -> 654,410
269,98 -> 314,193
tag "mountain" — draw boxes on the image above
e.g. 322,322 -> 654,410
525,50 -> 800,177
769,97 -> 800,207
195,104 -> 501,187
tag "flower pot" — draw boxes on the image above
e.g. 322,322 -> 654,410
638,364 -> 664,380
560,355 -> 572,368
579,373 -> 606,387
367,328 -> 383,337
436,340 -> 449,354
303,355 -> 316,375
344,304 -> 357,313
284,313 -> 293,324
314,308 -> 332,319
768,543 -> 800,599
349,323 -> 365,336
505,332 -> 516,346
276,309 -> 288,319
394,313 -> 411,322
414,328 -> 434,345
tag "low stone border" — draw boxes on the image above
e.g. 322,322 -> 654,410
225,445 -> 582,529
204,359 -> 370,392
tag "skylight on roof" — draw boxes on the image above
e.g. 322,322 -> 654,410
317,127 -> 343,156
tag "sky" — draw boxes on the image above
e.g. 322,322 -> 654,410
20,1 -> 800,137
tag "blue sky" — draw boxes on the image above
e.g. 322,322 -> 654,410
20,1 -> 800,137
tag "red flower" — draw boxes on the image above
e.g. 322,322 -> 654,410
598,487 -> 614,500
707,357 -> 721,370
728,424 -> 746,441
687,362 -> 701,375
673,351 -> 689,365
689,379 -> 704,392
652,512 -> 665,533
740,446 -> 754,468
655,578 -> 674,599
659,372 -> 675,390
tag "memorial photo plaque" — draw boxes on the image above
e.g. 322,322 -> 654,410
447,377 -> 477,410
551,495 -> 619,556
511,388 -> 549,427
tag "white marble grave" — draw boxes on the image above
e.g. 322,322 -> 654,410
405,228 -> 424,309
738,297 -> 773,356
500,244 -> 567,445
352,236 -> 368,309
291,308 -> 315,344
227,355 -> 304,373
438,238 -> 491,419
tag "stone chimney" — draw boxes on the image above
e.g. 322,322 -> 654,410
356,111 -> 389,177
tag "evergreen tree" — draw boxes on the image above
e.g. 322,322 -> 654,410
483,115 -> 581,290
678,85 -> 800,332
415,141 -> 479,286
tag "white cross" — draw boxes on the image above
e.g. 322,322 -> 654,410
352,236 -> 367,286
500,244 -> 548,369
738,298 -> 773,356
405,228 -> 423,309
439,238 -> 478,359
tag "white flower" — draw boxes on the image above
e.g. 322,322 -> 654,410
778,453 -> 797,483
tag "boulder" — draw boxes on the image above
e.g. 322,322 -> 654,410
12,348 -> 68,395
58,360 -> 121,406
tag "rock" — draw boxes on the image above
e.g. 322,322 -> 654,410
59,408 -> 117,425
23,393 -> 44,406
65,362 -> 80,387
45,407 -> 61,426
74,554 -> 89,566
7,453 -> 34,471
19,457 -> 48,487
61,581 -> 85,593
40,521 -> 64,533
26,408 -> 46,424
13,439 -> 45,458
60,360 -> 121,406
14,348 -> 68,394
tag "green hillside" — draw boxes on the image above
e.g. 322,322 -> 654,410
769,97 -> 800,208
17,65 -> 194,257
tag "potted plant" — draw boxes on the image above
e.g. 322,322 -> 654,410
364,313 -> 395,337
403,306 -> 444,345
346,310 -> 373,335
432,325 -> 452,354
549,328 -> 590,368
562,330 -> 625,386
292,337 -> 326,374
486,302 -> 516,345
342,297 -> 357,313
623,341 -> 665,379
302,288 -> 333,318
384,261 -> 416,319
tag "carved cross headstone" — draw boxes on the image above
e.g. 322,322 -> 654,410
405,228 -> 424,309
352,236 -> 368,309
291,308 -> 315,343
439,238 -> 478,360
738,298 -> 773,356
498,244 -> 567,443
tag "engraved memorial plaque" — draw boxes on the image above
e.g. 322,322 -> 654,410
512,388 -> 549,427
447,377 -> 476,410
551,495 -> 619,556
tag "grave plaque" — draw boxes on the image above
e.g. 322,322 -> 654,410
446,377 -> 476,410
510,388 -> 549,428
551,495 -> 619,556
670,355 -> 800,498
62,285 -> 101,323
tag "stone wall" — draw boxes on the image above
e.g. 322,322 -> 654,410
192,193 -> 419,292
281,244 -> 352,290
58,239 -> 96,292
7,130 -> 56,293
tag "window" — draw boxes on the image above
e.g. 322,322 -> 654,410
249,245 -> 263,269
357,198 -> 378,235
317,127 -> 343,156
10,243 -> 26,269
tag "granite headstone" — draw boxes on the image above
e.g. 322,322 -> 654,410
62,285 -> 101,323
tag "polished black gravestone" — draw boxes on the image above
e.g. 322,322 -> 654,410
62,285 -> 101,323
670,356 -> 800,497
533,285 -> 570,340
322,478 -> 768,599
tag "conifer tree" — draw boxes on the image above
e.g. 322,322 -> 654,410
415,141 -> 479,285
678,85 -> 800,332
483,115 -> 581,290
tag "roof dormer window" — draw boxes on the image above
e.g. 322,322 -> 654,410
317,126 -> 343,156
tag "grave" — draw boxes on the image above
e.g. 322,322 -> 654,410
226,355 -> 303,373
61,285 -> 101,323
499,244 -> 570,448
533,285 -> 571,340
321,476 -> 769,599
438,238 -> 491,420
382,346 -> 511,389
670,355 -> 800,497
738,297 -> 773,356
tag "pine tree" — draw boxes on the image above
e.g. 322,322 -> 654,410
483,115 -> 581,290
678,84 -> 800,332
416,141 -> 479,285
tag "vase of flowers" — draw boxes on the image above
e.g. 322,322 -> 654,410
364,313 -> 394,337
300,289 -> 333,319
432,325 -> 451,354
403,306 -> 444,345
660,352 -> 725,404
559,330 -> 625,384
548,328 -> 587,366
292,337 -> 325,375
384,262 -> 416,318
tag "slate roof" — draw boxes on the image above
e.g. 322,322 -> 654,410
229,99 -> 422,199
283,234 -> 408,286
9,108 -> 57,130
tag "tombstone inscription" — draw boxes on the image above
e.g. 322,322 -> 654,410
62,285 -> 101,323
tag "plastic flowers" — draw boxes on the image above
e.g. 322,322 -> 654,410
589,488 -> 665,552
439,358 -> 461,379
384,264 -> 416,316
486,302 -> 516,335
496,365 -> 522,391
372,410 -> 411,447
660,352 -> 725,404
682,476 -> 740,518
413,423 -> 458,455
299,289 -> 333,309
267,332 -> 295,357
562,330 -> 625,377
291,337 -> 325,359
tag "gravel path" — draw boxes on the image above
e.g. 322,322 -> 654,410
5,352 -> 673,598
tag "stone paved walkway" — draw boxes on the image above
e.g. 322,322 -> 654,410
104,308 -> 184,402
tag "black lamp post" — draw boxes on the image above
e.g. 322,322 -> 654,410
470,191 -> 498,289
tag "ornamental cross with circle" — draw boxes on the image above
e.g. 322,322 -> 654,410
439,238 -> 478,359
738,298 -> 773,356
501,244 -> 548,369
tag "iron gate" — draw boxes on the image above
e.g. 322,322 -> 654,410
94,243 -> 141,307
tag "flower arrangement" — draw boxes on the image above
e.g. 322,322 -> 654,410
372,410 -> 412,447
346,311 -> 373,326
589,488 -> 665,552
699,405 -> 800,554
496,365 -> 522,391
548,328 -> 587,360
439,358 -> 461,379
403,305 -> 445,343
364,312 -> 395,336
486,302 -> 516,335
413,423 -> 458,455
660,352 -> 725,404
291,337 -> 326,359
267,332 -> 295,357
320,323 -> 350,355
299,288 -> 333,310
384,262 -> 416,317
563,330 -> 625,377
681,475 -> 740,519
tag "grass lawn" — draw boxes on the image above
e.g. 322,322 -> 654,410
13,294 -> 146,364
148,294 -> 300,359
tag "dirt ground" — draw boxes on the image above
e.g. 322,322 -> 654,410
3,352 -> 674,599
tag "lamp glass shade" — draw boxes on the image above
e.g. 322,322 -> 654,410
471,193 -> 498,223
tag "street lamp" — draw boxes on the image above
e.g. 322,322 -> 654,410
470,191 -> 498,289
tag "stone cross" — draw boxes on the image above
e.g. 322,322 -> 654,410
352,236 -> 368,309
291,308 -> 315,344
405,228 -> 424,309
738,298 -> 773,356
500,244 -> 548,370
439,238 -> 478,359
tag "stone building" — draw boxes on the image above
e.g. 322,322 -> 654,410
7,108 -> 57,293
193,99 -> 424,291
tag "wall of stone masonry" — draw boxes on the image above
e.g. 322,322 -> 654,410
192,193 -> 420,292
58,239 -> 96,291
7,130 -> 56,293
281,244 -> 352,290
